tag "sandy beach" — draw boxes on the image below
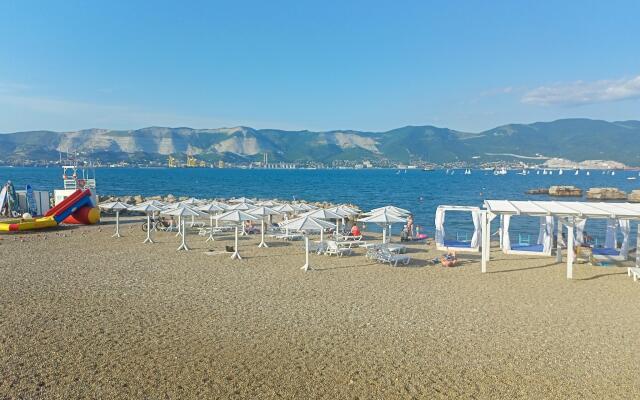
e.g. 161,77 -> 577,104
1,216 -> 639,399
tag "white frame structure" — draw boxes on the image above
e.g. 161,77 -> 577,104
481,200 -> 640,279
500,214 -> 555,256
435,205 -> 482,253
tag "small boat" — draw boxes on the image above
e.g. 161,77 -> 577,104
628,177 -> 637,180
574,170 -> 579,175
611,171 -> 616,176
586,171 -> 590,176
558,169 -> 564,175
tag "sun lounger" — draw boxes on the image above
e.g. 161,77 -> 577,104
376,248 -> 411,267
276,233 -> 303,241
591,247 -> 627,263
324,240 -> 352,257
385,244 -> 407,254
628,267 -> 640,282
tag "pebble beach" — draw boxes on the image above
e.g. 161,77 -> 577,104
1,216 -> 639,399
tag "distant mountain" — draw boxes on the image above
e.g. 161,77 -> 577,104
1,118 -> 639,165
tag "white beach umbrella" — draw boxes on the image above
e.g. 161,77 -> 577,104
230,202 -> 253,211
129,203 -> 162,244
274,204 -> 296,214
179,197 -> 201,206
229,197 -> 254,204
303,209 -> 343,242
215,210 -> 260,260
139,199 -> 167,208
369,205 -> 410,216
257,200 -> 281,208
99,201 -> 129,238
248,206 -> 282,248
280,216 -> 336,272
197,203 -> 227,242
325,206 -> 351,235
161,206 -> 202,251
359,210 -> 407,244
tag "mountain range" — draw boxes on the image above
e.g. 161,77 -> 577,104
1,118 -> 639,165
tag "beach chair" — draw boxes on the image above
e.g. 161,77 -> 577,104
324,240 -> 352,257
376,248 -> 411,267
385,244 -> 407,254
627,267 -> 640,282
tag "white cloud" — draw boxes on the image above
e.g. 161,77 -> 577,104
522,75 -> 640,106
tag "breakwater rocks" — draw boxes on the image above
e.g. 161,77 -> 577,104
586,187 -> 627,200
526,186 -> 640,202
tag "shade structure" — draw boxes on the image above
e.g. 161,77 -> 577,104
256,200 -> 281,208
273,203 -> 295,213
139,199 -> 167,208
178,197 -> 201,206
369,205 -> 411,216
325,206 -> 352,235
99,201 -> 129,238
248,206 -> 281,248
359,210 -> 407,243
129,203 -> 162,244
280,216 -> 336,271
215,210 -> 260,259
161,206 -> 203,251
230,202 -> 253,211
229,197 -> 254,204
303,209 -> 342,242
197,203 -> 227,242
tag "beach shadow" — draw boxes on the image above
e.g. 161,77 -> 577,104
488,261 -> 559,274
577,271 -> 627,281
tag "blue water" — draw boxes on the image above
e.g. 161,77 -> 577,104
2,167 -> 638,240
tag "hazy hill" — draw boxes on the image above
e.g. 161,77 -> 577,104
1,118 -> 639,165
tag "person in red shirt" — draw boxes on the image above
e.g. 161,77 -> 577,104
350,223 -> 361,237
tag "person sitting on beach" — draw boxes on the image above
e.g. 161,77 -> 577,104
440,251 -> 457,268
350,223 -> 361,237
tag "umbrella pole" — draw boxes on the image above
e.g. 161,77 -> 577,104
112,211 -> 121,238
143,214 -> 154,244
176,216 -> 182,237
151,211 -> 158,231
336,219 -> 339,238
177,220 -> 189,251
190,215 -> 195,227
301,236 -> 312,271
206,215 -> 215,242
258,219 -> 268,248
320,228 -> 324,242
382,227 -> 386,244
231,226 -> 241,260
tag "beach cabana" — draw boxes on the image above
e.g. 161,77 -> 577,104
435,205 -> 482,252
481,200 -> 640,279
499,214 -> 555,256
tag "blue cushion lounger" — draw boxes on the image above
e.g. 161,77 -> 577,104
510,244 -> 544,252
592,247 -> 620,256
443,240 -> 472,248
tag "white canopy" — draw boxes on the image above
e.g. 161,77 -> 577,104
98,201 -> 129,211
280,215 -> 336,232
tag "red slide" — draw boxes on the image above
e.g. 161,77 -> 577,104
44,189 -> 90,218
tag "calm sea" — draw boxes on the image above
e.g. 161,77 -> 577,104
2,167 -> 638,240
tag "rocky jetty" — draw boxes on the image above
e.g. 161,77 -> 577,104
586,187 -> 627,200
548,186 -> 583,197
526,188 -> 549,195
628,190 -> 640,203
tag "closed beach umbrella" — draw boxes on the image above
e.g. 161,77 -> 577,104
99,201 -> 129,238
197,203 -> 226,242
215,210 -> 260,260
359,210 -> 407,244
129,203 -> 162,244
161,206 -> 202,251
248,206 -> 281,248
280,216 -> 336,271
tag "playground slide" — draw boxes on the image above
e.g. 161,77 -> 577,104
0,189 -> 96,232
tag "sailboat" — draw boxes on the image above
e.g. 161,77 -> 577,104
586,171 -> 590,176
574,169 -> 579,175
558,169 -> 563,175
611,171 -> 616,176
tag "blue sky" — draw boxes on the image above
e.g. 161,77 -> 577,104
1,0 -> 639,133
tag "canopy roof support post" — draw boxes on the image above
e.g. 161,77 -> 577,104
556,219 -> 563,263
636,223 -> 640,269
481,211 -> 489,273
566,220 -> 574,279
